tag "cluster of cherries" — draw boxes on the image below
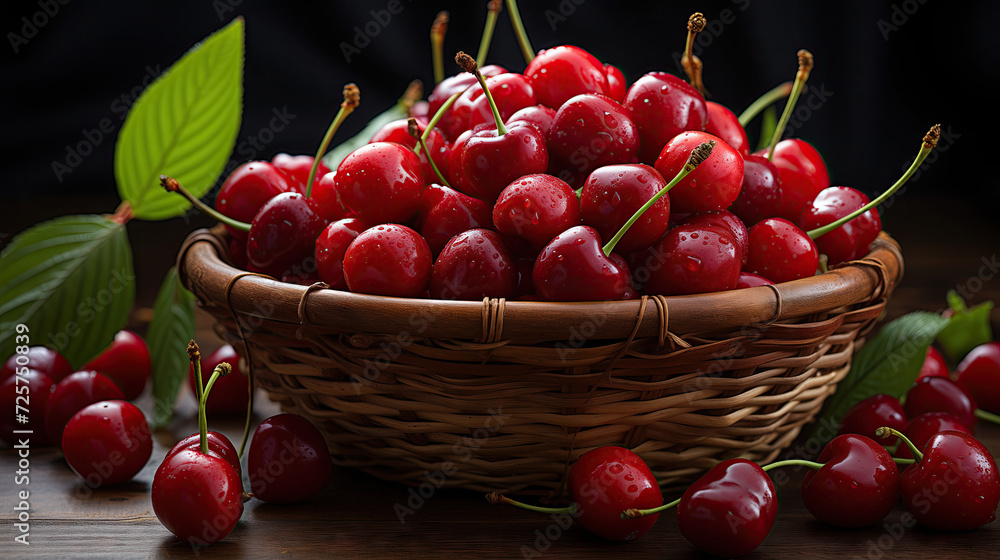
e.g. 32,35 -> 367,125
164,10 -> 938,303
488,341 -> 1000,556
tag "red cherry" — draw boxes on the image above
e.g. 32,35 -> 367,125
641,224 -> 741,296
894,412 -> 972,461
736,271 -> 774,289
44,370 -> 124,446
333,142 -> 424,224
744,217 -> 820,283
445,126 -> 488,197
61,400 -> 152,486
679,210 -> 749,266
83,330 -> 151,401
152,448 -> 244,545
904,376 -> 978,429
918,346 -> 950,381
654,131 -> 744,214
898,430 -> 1000,530
729,154 -> 783,227
418,184 -> 493,257
754,138 -> 829,221
227,236 -> 249,270
462,120 -> 549,202
1,346 -> 73,382
188,345 -> 249,417
369,119 -> 450,186
705,101 -> 750,156
271,153 -> 330,195
566,446 -> 663,541
0,369 -> 53,446
799,186 -> 882,265
507,104 -> 557,137
623,72 -> 707,164
247,413 -> 332,503
837,394 -> 907,444
427,64 -> 507,128
311,171 -> 351,223
445,72 -> 536,140
579,164 -> 669,255
343,224 -> 432,297
956,342 -> 1000,413
315,218 -> 368,291
532,225 -> 633,302
492,174 -> 581,251
547,93 -> 639,182
677,458 -> 777,557
215,161 -> 292,240
246,191 -> 327,278
523,45 -> 610,110
604,64 -> 627,102
430,229 -> 516,300
166,430 -> 242,479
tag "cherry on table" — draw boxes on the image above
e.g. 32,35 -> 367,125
837,393 -> 907,445
152,448 -> 244,545
166,430 -> 243,480
623,71 -> 707,164
61,400 -> 152,486
903,376 -> 978,429
956,341 -> 1000,413
430,229 -> 516,300
1,346 -> 73,382
744,217 -> 820,283
247,413 -> 332,503
342,224 -> 433,298
215,161 -> 292,241
44,370 -> 124,446
83,330 -> 151,401
654,131 -> 744,214
0,369 -> 54,446
579,163 -> 669,255
315,218 -> 368,291
894,412 -> 972,461
188,345 -> 250,417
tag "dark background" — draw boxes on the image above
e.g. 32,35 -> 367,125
1,0 -> 997,300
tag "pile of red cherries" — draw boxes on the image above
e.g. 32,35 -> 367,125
196,41 -> 914,302
489,341 -> 1000,556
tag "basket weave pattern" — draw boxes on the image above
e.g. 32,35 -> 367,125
178,226 -> 903,495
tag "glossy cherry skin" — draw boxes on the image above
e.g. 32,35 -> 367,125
427,64 -> 507,128
802,434 -> 901,527
315,218 -> 368,291
956,342 -> 1000,413
677,458 -> 777,558
342,224 -> 432,297
215,161 -> 291,240
445,72 -> 536,140
166,431 -> 242,479
736,271 -> 774,289
547,94 -> 639,181
837,394 -> 907,445
0,369 -> 53,446
248,413 -> 332,503
445,126 -> 484,197
900,430 -> 1000,530
82,330 -> 151,401
246,191 -> 327,278
654,131 -> 745,214
744,218 -> 820,283
705,101 -> 750,156
566,446 -> 662,541
917,346 -> 950,381
152,448 -> 244,545
369,118 -> 450,186
311,171 -> 351,223
641,225 -> 741,296
418,184 -> 493,257
533,226 -> 632,302
430,229 -> 516,300
462,121 -> 549,202
271,153 -> 330,195
579,164 -> 669,255
1,346 -> 73,382
188,345 -> 250,417
492,174 -> 581,251
729,154 -> 783,227
61,400 -> 152,486
523,45 -> 609,110
44,370 -> 124,446
800,186 -> 882,265
227,236 -> 248,270
904,376 -> 978,429
679,210 -> 749,266
604,64 -> 627,102
623,72 -> 708,164
895,412 -> 972,461
333,142 -> 424,224
754,138 -> 830,221
507,105 -> 557,137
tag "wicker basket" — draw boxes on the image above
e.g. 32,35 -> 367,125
176,225 -> 903,495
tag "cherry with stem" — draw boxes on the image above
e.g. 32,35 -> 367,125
305,84 -> 360,198
431,11 -> 448,85
477,1 -> 503,66
680,12 -> 709,97
408,118 -> 451,187
766,50 -> 813,161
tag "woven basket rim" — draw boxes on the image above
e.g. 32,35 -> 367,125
177,226 -> 903,344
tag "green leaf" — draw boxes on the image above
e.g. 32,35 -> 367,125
115,18 -> 244,221
321,101 -> 407,171
756,105 -> 777,152
0,215 -> 135,368
147,267 -> 196,428
812,311 -> 950,442
937,290 -> 994,362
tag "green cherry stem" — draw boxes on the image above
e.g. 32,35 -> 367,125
621,497 -> 681,520
408,118 -> 451,188
306,84 -> 361,198
414,90 -> 464,157
485,491 -> 578,515
160,176 -> 251,232
198,361 -> 232,455
806,125 -> 940,239
975,408 -> 1000,425
431,11 -> 448,85
477,0 -> 503,66
456,51 -> 506,135
738,81 -> 794,127
187,340 -> 203,405
505,0 -> 534,64
680,12 -> 709,98
876,426 -> 923,462
760,459 -> 825,472
601,140 -> 715,256
766,50 -> 813,161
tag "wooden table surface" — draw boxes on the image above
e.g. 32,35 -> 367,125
2,194 -> 999,559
